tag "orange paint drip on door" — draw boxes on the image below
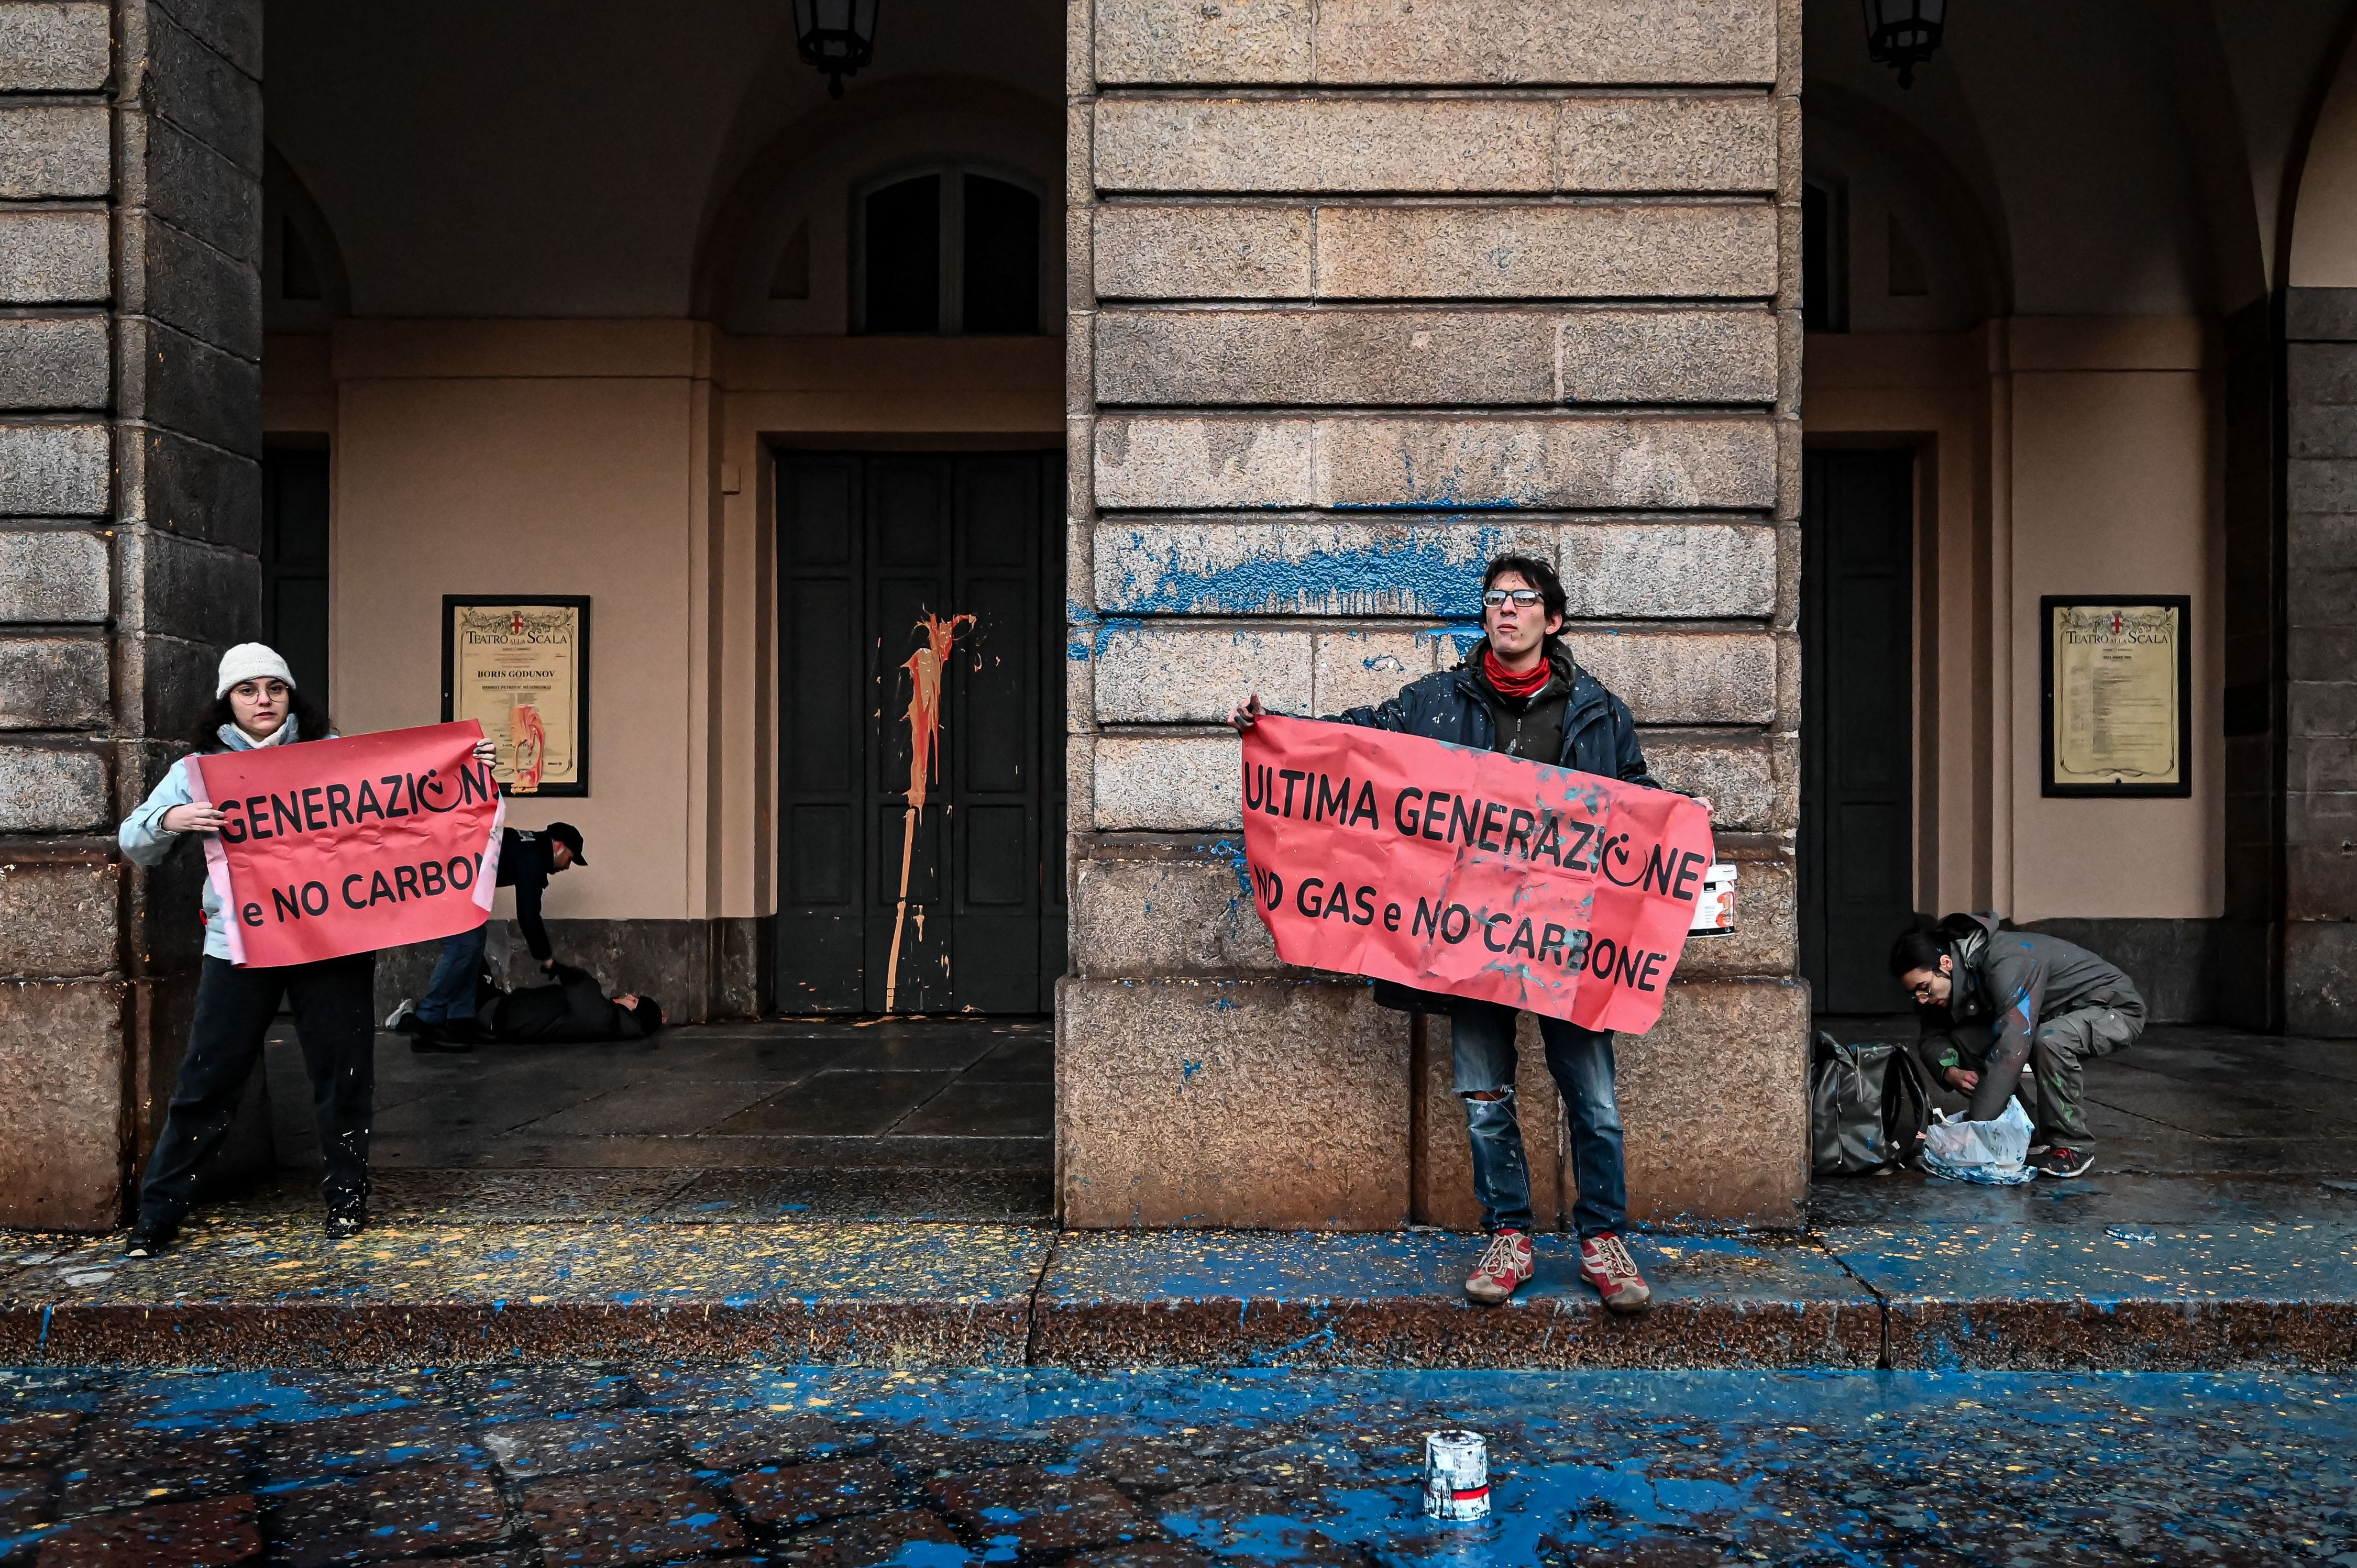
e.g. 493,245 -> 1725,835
885,611 -> 975,1012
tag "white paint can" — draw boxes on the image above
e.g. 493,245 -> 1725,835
1687,862 -> 1738,937
1423,1429 -> 1491,1521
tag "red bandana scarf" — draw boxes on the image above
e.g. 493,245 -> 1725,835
1482,647 -> 1551,699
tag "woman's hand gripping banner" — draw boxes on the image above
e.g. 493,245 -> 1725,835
1239,715 -> 1715,1032
191,721 -> 508,967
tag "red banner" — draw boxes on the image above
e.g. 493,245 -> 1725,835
191,722 -> 506,968
1239,715 -> 1714,1032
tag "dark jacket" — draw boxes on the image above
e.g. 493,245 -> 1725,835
483,963 -> 654,1043
1328,636 -> 1667,1015
1915,913 -> 2144,1119
497,827 -> 559,963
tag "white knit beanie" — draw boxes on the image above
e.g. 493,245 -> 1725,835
215,643 -> 296,698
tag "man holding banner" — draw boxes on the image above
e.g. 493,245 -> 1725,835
1232,556 -> 1711,1313
116,644 -> 506,1257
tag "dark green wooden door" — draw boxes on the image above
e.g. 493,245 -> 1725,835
775,452 -> 1065,1014
1800,448 -> 1916,1014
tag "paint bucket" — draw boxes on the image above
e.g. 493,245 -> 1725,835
1687,862 -> 1737,937
1423,1429 -> 1490,1521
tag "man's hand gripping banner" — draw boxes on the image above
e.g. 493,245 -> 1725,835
1239,715 -> 1715,1032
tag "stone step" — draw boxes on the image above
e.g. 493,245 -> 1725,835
5,1218 -> 2352,1372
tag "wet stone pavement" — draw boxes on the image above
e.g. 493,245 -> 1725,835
4,1362 -> 2355,1566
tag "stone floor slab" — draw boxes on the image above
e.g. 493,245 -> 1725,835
1035,1230 -> 1881,1370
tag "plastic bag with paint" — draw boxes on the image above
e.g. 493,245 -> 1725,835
1920,1098 -> 2036,1185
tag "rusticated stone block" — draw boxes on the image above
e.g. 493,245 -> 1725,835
1092,734 -> 1240,830
0,211 -> 108,303
1414,1011 -> 1563,1231
121,213 -> 266,362
0,3 -> 109,91
1641,734 -> 1792,830
1095,518 -> 1552,617
1094,417 -> 1313,510
0,636 -> 108,727
1558,630 -> 1776,725
1092,623 -> 1313,723
0,855 -> 118,977
1558,96 -> 1778,193
0,528 -> 108,622
139,115 -> 262,265
1094,98 -> 1555,194
117,317 -> 264,459
0,423 -> 108,516
1097,308 -> 1558,406
0,316 -> 108,408
1672,852 -> 1795,978
1094,204 -> 1313,299
1558,310 -> 1777,404
120,425 -> 264,551
1058,975 -> 1410,1228
0,104 -> 109,198
1313,416 -> 1777,512
2284,921 -> 2357,1037
0,745 -> 106,830
1313,628 -> 1445,714
1559,521 -> 1777,617
1314,202 -> 1777,299
1093,0 -> 1311,83
1313,0 -> 1776,85
1616,978 -> 1809,1227
147,4 -> 263,176
116,523 -> 260,644
1071,847 -> 1279,974
0,979 -> 126,1231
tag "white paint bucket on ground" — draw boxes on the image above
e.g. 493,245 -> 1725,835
1687,862 -> 1738,937
1423,1429 -> 1491,1521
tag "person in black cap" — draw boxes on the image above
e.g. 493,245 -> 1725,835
398,821 -> 586,1050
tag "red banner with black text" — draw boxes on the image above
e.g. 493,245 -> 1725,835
191,722 -> 506,967
1239,715 -> 1713,1032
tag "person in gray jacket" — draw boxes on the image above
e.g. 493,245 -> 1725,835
1889,912 -> 2145,1178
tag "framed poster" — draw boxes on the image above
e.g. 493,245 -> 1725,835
2041,595 -> 2190,798
441,597 -> 590,796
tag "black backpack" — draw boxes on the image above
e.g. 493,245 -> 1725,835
1809,1032 -> 1933,1176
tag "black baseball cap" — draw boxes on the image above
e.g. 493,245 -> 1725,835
546,822 -> 586,865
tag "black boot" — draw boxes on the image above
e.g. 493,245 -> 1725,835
409,1019 -> 475,1054
122,1219 -> 178,1258
324,1202 -> 367,1240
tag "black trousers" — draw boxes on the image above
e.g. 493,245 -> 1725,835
137,951 -> 378,1227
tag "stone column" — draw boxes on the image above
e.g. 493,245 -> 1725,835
0,0 -> 263,1229
1061,0 -> 1809,1229
2282,290 -> 2357,1037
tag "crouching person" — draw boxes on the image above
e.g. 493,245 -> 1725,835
1890,913 -> 2145,1179
479,963 -> 664,1044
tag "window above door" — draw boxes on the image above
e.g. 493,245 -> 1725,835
852,164 -> 1042,336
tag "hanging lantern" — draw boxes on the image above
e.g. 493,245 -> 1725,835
795,0 -> 879,98
1862,0 -> 1945,89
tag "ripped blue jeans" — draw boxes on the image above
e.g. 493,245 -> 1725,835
1451,999 -> 1628,1239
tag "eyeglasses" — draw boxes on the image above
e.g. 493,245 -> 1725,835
1482,589 -> 1544,609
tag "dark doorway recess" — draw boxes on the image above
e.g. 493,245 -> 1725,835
261,447 -> 331,710
1800,448 -> 1915,1014
776,451 -> 1066,1014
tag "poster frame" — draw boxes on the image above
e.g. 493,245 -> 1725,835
439,594 -> 591,798
2039,593 -> 2192,799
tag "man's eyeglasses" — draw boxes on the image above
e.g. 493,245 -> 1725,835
1482,589 -> 1544,609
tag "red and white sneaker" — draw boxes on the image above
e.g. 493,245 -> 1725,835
1463,1230 -> 1535,1305
1578,1231 -> 1653,1313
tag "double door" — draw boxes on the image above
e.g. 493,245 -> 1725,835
776,452 -> 1065,1013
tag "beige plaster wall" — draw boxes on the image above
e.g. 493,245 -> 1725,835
1805,319 -> 2224,925
266,322 -> 1060,927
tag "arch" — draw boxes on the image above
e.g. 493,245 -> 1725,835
263,141 -> 351,329
2287,19 -> 2357,287
691,74 -> 1061,332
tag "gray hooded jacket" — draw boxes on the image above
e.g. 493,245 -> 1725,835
1916,913 -> 2144,1121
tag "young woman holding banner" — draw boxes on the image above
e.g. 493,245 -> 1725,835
116,643 -> 495,1257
